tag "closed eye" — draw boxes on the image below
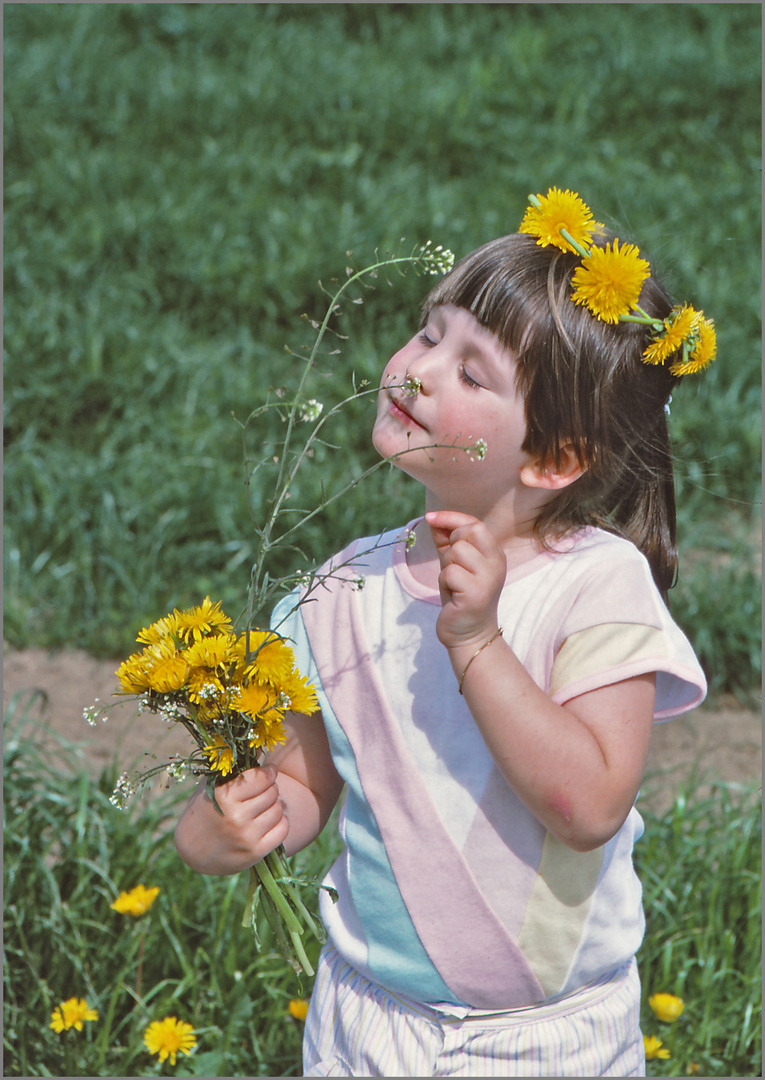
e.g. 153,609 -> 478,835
459,366 -> 482,390
417,330 -> 437,347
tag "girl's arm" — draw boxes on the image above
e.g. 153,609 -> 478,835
427,511 -> 656,853
174,708 -> 343,875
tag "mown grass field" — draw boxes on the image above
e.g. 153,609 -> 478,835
4,4 -> 761,1077
4,2 -> 761,694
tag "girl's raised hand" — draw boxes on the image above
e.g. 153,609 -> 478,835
425,511 -> 507,650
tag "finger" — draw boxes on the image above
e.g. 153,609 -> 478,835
425,511 -> 481,554
255,814 -> 291,857
439,561 -> 479,600
215,767 -> 279,811
237,765 -> 279,799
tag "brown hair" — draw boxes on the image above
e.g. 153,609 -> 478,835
422,232 -> 681,595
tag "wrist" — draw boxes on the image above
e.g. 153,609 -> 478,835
450,626 -> 504,695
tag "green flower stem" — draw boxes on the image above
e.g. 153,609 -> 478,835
245,249 -> 441,627
266,851 -> 324,941
243,854 -> 316,976
619,312 -> 664,330
558,227 -> 591,261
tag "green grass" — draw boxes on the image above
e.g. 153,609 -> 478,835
3,3 -> 761,696
635,780 -> 762,1076
3,693 -> 341,1077
4,695 -> 760,1077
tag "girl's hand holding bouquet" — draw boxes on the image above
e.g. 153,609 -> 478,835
108,597 -> 325,976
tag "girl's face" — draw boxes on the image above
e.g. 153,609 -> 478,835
372,305 -> 535,514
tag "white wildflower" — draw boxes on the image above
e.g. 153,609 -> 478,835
467,438 -> 488,461
166,760 -> 189,781
403,375 -> 421,397
300,399 -> 324,423
83,704 -> 101,726
109,772 -> 137,810
419,240 -> 455,276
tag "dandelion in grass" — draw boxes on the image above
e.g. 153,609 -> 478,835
520,187 -> 603,255
111,883 -> 160,916
643,1034 -> 670,1060
289,999 -> 310,1021
50,997 -> 98,1033
648,992 -> 685,1022
144,1016 -> 197,1066
572,240 -> 650,323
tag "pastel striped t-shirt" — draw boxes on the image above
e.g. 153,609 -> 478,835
271,522 -> 706,1010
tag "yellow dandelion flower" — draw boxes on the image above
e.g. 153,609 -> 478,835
115,651 -> 153,695
136,611 -> 182,646
288,998 -> 310,1021
649,992 -> 685,1022
238,630 -> 297,688
144,1016 -> 197,1066
144,639 -> 190,694
643,305 -> 702,366
643,1034 -> 670,1060
572,240 -> 650,324
50,997 -> 99,1033
111,883 -> 160,916
249,711 -> 289,752
186,667 -> 227,708
204,735 -> 235,776
281,669 -> 319,717
175,597 -> 232,643
671,316 -> 716,375
184,632 -> 237,672
234,681 -> 274,719
519,187 -> 602,255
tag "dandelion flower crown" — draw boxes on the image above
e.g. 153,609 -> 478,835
519,187 -> 717,376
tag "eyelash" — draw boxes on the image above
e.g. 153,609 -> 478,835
417,331 -> 483,390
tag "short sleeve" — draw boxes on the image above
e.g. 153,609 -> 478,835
547,556 -> 707,721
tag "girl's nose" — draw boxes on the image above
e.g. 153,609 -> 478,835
404,340 -> 441,390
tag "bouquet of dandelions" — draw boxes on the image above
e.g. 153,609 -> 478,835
89,239 -> 458,977
111,598 -> 322,975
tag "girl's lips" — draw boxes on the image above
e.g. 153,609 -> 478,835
389,394 -> 427,430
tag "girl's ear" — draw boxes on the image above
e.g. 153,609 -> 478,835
520,443 -> 587,491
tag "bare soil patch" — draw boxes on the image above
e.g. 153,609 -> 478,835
3,647 -> 762,815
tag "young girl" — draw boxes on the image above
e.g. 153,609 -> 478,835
175,189 -> 710,1077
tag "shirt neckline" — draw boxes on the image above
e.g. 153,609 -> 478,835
392,518 -> 588,603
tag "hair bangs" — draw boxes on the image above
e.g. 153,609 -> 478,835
421,235 -> 549,358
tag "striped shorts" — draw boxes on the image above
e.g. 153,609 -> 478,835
303,944 -> 645,1077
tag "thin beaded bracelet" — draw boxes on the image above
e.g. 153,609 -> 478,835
458,627 -> 504,695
